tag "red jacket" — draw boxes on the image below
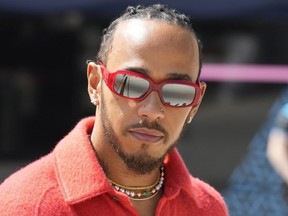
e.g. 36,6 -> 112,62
0,117 -> 228,216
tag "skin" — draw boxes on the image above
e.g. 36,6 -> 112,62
87,19 -> 206,215
267,128 -> 288,184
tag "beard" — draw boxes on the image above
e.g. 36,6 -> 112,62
100,91 -> 187,175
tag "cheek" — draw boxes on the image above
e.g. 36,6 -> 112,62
165,112 -> 188,141
104,92 -> 136,125
102,86 -> 125,111
110,97 -> 136,118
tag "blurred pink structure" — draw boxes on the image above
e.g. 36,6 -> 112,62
202,64 -> 288,83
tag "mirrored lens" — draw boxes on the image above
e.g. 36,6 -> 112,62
114,74 -> 150,98
162,84 -> 196,106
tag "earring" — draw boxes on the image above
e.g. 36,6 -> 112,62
90,89 -> 99,106
91,97 -> 98,106
160,108 -> 164,112
186,116 -> 193,124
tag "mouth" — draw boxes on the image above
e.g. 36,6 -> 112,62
129,128 -> 164,143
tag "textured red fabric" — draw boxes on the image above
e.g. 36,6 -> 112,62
0,117 -> 228,216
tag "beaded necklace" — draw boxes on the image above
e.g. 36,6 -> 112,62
108,166 -> 164,201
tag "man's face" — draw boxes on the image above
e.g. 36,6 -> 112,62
97,19 -> 205,174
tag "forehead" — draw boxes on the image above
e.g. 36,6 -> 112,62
106,19 -> 200,81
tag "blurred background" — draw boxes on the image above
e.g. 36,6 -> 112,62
1,0 -> 288,214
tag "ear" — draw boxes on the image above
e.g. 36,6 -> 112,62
87,61 -> 101,104
186,81 -> 207,123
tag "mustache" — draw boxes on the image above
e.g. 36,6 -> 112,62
125,119 -> 168,138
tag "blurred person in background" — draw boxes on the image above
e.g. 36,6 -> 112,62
223,87 -> 288,215
0,4 -> 228,216
267,103 -> 288,195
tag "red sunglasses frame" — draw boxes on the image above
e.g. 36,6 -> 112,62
100,64 -> 201,107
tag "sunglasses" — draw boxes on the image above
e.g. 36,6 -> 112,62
100,64 -> 201,108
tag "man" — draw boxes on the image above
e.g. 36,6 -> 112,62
0,4 -> 228,216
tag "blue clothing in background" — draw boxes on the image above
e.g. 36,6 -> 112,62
223,87 -> 288,216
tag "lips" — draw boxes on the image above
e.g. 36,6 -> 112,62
129,128 -> 164,143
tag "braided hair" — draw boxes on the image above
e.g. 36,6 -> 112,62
97,4 -> 203,78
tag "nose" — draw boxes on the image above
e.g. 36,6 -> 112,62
138,91 -> 165,121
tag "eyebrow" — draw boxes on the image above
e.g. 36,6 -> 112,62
123,66 -> 193,81
124,67 -> 148,75
167,73 -> 192,81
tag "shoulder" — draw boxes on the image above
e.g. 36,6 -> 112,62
188,176 -> 229,215
163,149 -> 229,215
0,154 -> 71,215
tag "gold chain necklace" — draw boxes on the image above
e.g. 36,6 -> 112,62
108,166 -> 164,201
